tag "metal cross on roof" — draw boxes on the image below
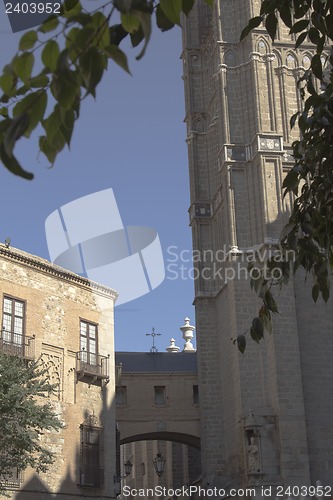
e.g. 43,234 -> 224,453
146,327 -> 161,353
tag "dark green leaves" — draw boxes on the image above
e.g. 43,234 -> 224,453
250,317 -> 264,344
4,114 -> 29,157
240,16 -> 263,41
265,12 -> 278,40
0,353 -> 61,481
237,334 -> 246,354
0,143 -> 33,179
182,0 -> 195,16
289,19 -> 309,34
19,31 -> 38,51
42,41 -> 60,72
106,45 -> 131,74
13,53 -> 34,83
79,47 -> 106,95
159,0 -> 182,26
311,54 -> 323,80
121,13 -> 141,34
51,70 -> 80,110
156,4 -> 175,31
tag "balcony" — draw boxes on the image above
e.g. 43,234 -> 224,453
76,351 -> 109,386
0,331 -> 35,360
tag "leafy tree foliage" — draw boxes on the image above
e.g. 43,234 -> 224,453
236,0 -> 333,352
0,353 -> 62,489
0,0 -> 212,180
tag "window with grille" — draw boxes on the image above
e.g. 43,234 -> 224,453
80,320 -> 98,366
0,468 -> 23,489
116,386 -> 127,405
2,296 -> 25,346
79,424 -> 104,489
154,386 -> 166,405
193,385 -> 199,405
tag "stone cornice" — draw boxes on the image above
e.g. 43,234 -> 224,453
0,244 -> 118,300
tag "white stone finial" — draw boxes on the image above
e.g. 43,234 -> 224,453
180,317 -> 196,352
166,338 -> 180,353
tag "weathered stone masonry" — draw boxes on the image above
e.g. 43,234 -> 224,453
0,244 -> 117,499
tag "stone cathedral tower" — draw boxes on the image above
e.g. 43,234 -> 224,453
182,0 -> 333,496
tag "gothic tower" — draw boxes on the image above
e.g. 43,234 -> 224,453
182,0 -> 333,495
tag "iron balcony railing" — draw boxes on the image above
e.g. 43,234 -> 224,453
0,331 -> 35,360
76,351 -> 109,383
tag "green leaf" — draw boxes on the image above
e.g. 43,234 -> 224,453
42,41 -> 60,72
92,12 -> 110,49
240,16 -> 263,40
19,31 -> 38,51
106,45 -> 131,74
0,143 -> 33,179
60,109 -> 75,147
13,53 -> 34,83
295,31 -> 307,49
79,47 -> 106,96
61,0 -> 81,18
0,74 -> 15,95
51,70 -> 80,109
204,0 -> 213,6
160,0 -> 182,26
29,74 -> 49,88
182,0 -> 195,16
289,19 -> 309,34
311,54 -> 323,80
134,10 -> 152,60
109,24 -> 129,46
39,135 -> 60,165
156,4 -> 175,31
121,13 -> 140,34
278,6 -> 292,28
290,111 -> 300,129
259,305 -> 272,334
4,114 -> 30,157
264,290 -> 279,313
38,15 -> 59,33
252,317 -> 264,339
43,104 -> 62,141
265,12 -> 278,41
308,27 -> 320,45
237,334 -> 246,354
250,326 -> 261,344
312,284 -> 319,302
13,90 -> 47,137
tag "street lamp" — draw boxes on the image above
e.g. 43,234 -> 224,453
153,453 -> 165,477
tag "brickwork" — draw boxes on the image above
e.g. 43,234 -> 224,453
0,244 -> 117,499
182,0 -> 333,495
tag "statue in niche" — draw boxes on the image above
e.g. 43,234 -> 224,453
248,436 -> 260,472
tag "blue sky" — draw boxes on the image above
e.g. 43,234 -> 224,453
0,5 -> 197,352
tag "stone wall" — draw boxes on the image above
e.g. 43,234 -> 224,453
182,0 -> 333,495
0,244 -> 117,499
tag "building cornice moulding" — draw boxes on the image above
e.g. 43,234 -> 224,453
0,244 -> 118,300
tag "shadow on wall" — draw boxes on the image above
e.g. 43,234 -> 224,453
12,389 -> 117,499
